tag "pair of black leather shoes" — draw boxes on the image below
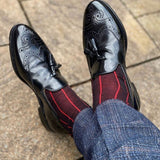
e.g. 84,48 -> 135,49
9,0 -> 140,132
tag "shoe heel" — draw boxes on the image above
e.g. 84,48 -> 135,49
38,106 -> 53,131
131,83 -> 140,111
77,157 -> 84,160
38,98 -> 54,131
37,96 -> 67,133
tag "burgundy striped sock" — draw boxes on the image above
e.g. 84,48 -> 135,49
92,65 -> 133,110
45,86 -> 90,134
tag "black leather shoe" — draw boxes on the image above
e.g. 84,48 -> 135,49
9,24 -> 68,132
83,0 -> 140,110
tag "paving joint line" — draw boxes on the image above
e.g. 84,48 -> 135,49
0,44 -> 9,47
136,10 -> 160,18
70,79 -> 91,88
17,0 -> 33,28
70,56 -> 160,87
127,56 -> 160,69
20,0 -> 32,1
119,0 -> 160,51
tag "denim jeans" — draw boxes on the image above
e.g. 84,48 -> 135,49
73,100 -> 160,160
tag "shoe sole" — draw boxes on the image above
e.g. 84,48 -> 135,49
9,24 -> 66,132
131,82 -> 140,110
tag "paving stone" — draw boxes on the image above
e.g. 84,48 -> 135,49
104,0 -> 159,67
72,82 -> 92,107
0,0 -> 28,45
127,59 -> 160,129
0,46 -> 81,159
138,13 -> 160,47
122,0 -> 160,17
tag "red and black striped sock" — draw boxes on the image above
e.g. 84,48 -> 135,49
92,65 -> 133,109
45,86 -> 90,134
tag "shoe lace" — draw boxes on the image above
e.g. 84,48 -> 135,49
84,38 -> 106,61
48,53 -> 62,76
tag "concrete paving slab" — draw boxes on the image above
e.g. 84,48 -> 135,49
0,46 -> 82,160
138,13 -> 160,48
72,82 -> 92,107
122,0 -> 160,17
0,0 -> 28,45
127,59 -> 160,129
104,0 -> 159,67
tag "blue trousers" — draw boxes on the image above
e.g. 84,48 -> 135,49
73,100 -> 160,160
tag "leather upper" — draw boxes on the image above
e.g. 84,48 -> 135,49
15,25 -> 67,92
83,0 -> 127,78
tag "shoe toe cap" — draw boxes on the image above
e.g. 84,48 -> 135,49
15,25 -> 45,69
84,1 -> 110,27
83,0 -> 121,45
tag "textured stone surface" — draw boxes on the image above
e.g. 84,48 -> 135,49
0,46 -> 81,159
127,59 -> 160,129
0,0 -> 28,45
104,0 -> 159,67
138,13 -> 160,47
72,82 -> 92,107
122,0 -> 160,17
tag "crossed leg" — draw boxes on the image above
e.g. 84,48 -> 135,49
45,65 -> 133,134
